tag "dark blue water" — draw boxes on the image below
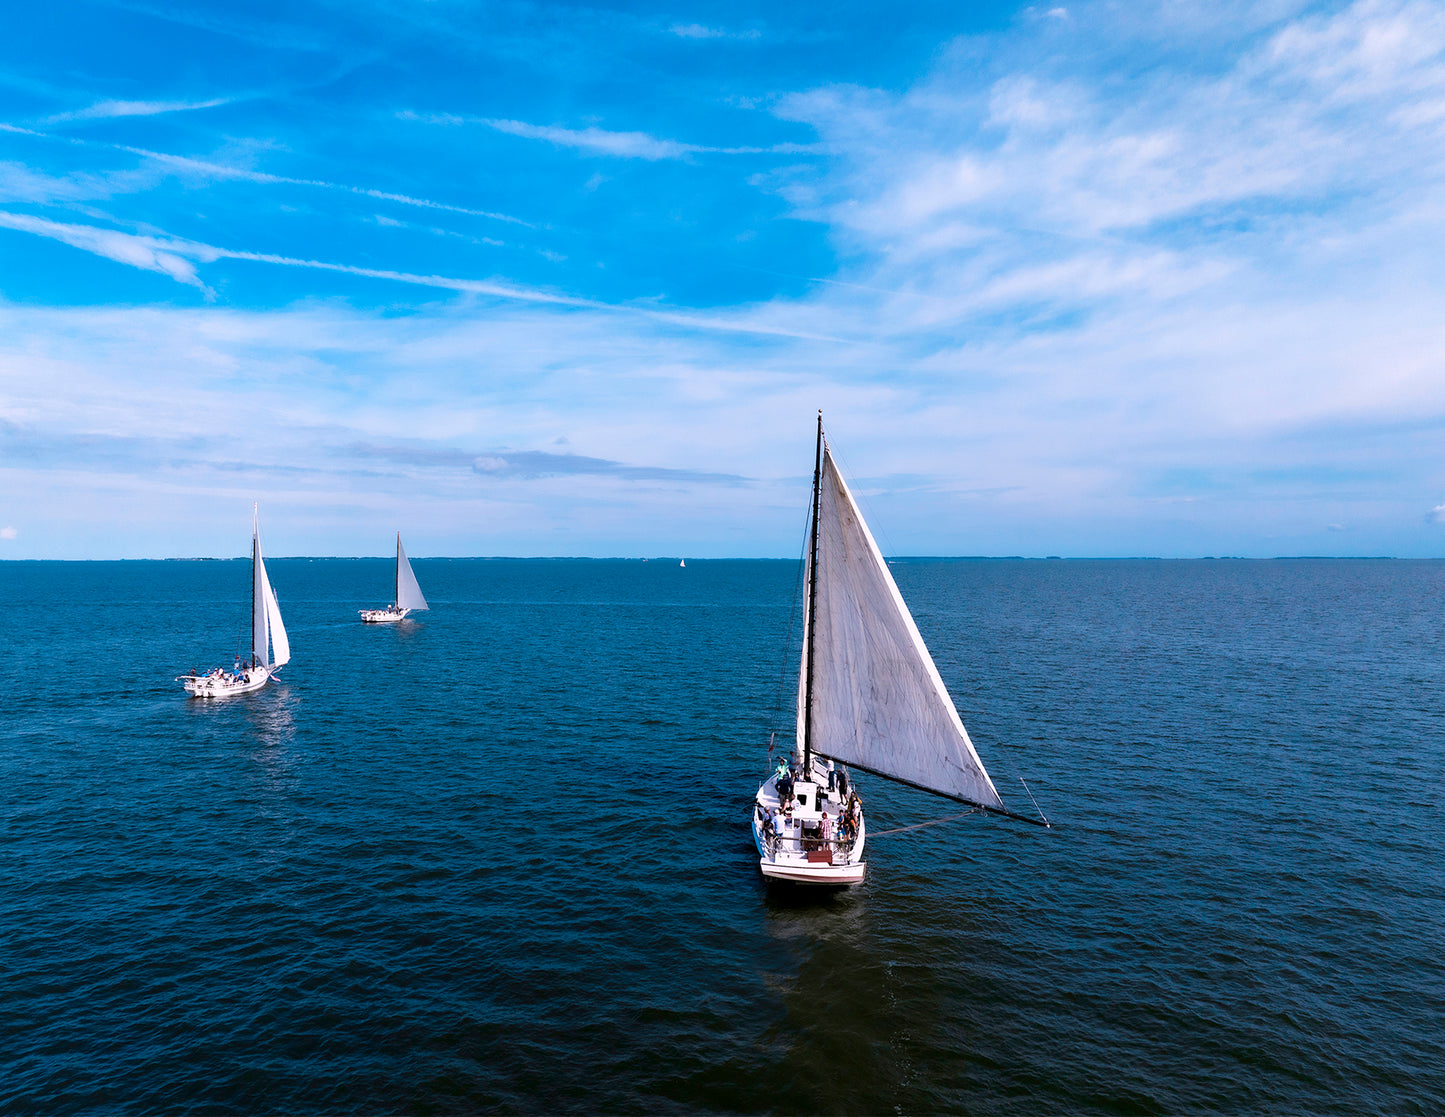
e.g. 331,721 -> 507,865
2,558 -> 1442,1114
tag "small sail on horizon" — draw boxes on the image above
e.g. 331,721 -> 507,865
800,446 -> 1002,810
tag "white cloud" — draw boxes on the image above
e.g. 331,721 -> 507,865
0,209 -> 842,341
479,117 -> 698,160
670,23 -> 761,41
0,526 -> 17,540
0,211 -> 207,288
5,0 -> 1445,558
0,123 -> 533,225
41,98 -> 233,124
402,112 -> 814,159
672,23 -> 726,39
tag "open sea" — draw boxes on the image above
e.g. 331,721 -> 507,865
2,557 -> 1442,1115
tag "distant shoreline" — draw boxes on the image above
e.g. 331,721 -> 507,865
0,554 -> 1428,563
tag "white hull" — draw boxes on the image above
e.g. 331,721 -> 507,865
753,767 -> 866,886
179,663 -> 274,698
359,606 -> 410,623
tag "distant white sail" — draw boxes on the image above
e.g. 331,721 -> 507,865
395,534 -> 428,611
265,575 -> 290,667
802,446 -> 1003,809
255,545 -> 290,668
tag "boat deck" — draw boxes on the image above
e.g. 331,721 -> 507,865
753,766 -> 866,885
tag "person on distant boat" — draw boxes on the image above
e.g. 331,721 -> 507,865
820,812 -> 833,847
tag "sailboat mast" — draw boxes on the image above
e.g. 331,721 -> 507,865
802,411 -> 823,777
395,531 -> 401,607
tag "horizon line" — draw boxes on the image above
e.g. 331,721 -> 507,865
0,554 -> 1423,563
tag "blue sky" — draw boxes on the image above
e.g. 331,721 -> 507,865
3,0 -> 1445,558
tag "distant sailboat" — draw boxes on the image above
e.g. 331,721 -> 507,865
178,505 -> 290,698
752,414 -> 1046,885
360,533 -> 429,623
680,558 -> 686,568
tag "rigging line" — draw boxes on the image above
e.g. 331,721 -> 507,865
1019,776 -> 1050,827
764,489 -> 813,755
869,810 -> 981,838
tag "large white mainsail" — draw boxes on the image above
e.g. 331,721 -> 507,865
803,444 -> 1004,810
395,534 -> 428,612
253,515 -> 289,668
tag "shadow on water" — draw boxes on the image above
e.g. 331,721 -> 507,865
749,880 -> 991,1114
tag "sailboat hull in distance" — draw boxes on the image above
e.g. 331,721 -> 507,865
359,606 -> 410,623
177,505 -> 290,698
361,533 -> 428,622
181,663 -> 274,698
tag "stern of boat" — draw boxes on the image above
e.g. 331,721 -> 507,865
752,772 -> 866,887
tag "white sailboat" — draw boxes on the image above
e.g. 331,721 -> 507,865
752,415 -> 1046,886
360,533 -> 429,623
178,505 -> 291,698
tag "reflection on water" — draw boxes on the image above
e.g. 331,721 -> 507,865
179,681 -> 299,751
242,683 -> 298,753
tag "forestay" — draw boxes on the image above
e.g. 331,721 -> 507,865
395,536 -> 429,612
802,446 -> 1003,810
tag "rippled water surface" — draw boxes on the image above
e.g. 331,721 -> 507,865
3,557 -> 1443,1114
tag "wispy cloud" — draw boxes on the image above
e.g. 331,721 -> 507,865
0,210 -> 206,288
670,23 -> 762,41
401,112 -> 815,159
41,97 -> 233,124
7,0 -> 1445,559
479,117 -> 699,160
0,123 -> 533,225
348,443 -> 747,484
0,209 -> 841,340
